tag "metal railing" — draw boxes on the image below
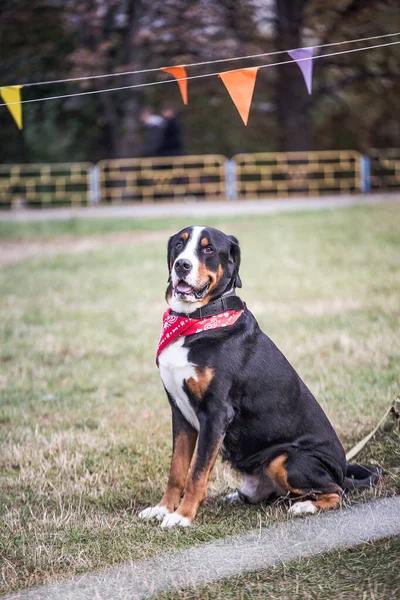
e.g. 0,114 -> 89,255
0,150 -> 398,208
232,151 -> 362,198
0,163 -> 91,208
369,149 -> 400,191
98,155 -> 227,203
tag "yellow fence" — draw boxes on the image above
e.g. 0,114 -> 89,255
232,151 -> 362,198
369,149 -> 400,191
2,150 -> 398,209
98,155 -> 227,203
0,163 -> 91,208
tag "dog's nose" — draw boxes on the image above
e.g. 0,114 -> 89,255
175,259 -> 192,274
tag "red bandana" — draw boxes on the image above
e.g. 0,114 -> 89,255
156,307 -> 244,364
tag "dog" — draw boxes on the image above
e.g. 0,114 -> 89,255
139,226 -> 380,528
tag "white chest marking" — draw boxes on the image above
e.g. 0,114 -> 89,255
158,337 -> 200,431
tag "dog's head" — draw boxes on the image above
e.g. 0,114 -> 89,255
166,226 -> 242,314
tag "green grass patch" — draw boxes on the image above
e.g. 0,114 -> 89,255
0,216 -> 173,240
153,536 -> 400,600
0,215 -> 238,241
1,202 -> 398,243
0,204 -> 399,595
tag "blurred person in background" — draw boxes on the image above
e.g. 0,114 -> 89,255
139,107 -> 165,158
159,105 -> 184,157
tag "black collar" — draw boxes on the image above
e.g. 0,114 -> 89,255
170,295 -> 245,319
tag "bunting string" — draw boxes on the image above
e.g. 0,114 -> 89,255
13,31 -> 400,90
1,39 -> 399,109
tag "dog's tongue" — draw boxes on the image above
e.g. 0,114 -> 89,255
176,282 -> 193,293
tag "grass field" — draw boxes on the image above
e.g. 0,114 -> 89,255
0,204 -> 399,596
153,536 -> 400,600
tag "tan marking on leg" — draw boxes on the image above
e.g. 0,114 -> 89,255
312,493 -> 341,511
159,429 -> 197,512
267,454 -> 304,496
174,438 -> 222,522
187,367 -> 214,398
200,237 -> 209,247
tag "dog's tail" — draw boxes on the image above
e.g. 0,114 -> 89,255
343,463 -> 382,490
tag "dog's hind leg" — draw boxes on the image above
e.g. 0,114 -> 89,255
266,453 -> 343,516
288,493 -> 341,515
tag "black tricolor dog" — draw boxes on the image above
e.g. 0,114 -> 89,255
140,226 -> 380,528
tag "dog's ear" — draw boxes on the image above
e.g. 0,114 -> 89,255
167,236 -> 174,282
228,235 -> 242,288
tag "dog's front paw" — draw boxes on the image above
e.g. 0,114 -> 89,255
139,505 -> 170,521
160,511 -> 192,529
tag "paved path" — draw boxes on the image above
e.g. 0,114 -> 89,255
5,496 -> 400,600
1,193 -> 399,222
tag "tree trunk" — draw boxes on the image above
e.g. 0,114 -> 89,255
97,92 -> 120,161
117,0 -> 144,159
275,0 -> 310,151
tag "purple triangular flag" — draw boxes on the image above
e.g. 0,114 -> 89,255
288,48 -> 314,95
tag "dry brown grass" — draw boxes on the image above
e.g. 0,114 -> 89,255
0,204 -> 399,595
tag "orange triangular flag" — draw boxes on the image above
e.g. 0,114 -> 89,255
218,67 -> 259,125
0,85 -> 23,129
161,66 -> 188,105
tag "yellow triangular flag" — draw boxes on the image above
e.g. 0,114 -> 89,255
0,85 -> 23,129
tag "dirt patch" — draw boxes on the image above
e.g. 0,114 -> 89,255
0,230 -> 170,265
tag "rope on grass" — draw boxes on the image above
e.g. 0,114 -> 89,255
346,397 -> 400,461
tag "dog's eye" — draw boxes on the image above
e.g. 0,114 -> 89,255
175,241 -> 183,250
204,246 -> 213,254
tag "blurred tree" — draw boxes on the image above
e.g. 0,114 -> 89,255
307,0 -> 400,151
0,0 -> 399,161
65,0 -> 146,159
0,0 -> 73,162
275,0 -> 310,151
273,0 -> 400,150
